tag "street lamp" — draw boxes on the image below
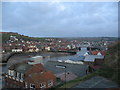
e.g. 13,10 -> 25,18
55,65 -> 67,89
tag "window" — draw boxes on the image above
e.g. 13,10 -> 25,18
20,73 -> 24,80
16,72 -> 20,80
48,80 -> 53,87
8,70 -> 11,76
25,82 -> 28,88
11,70 -> 14,76
30,83 -> 35,89
13,72 -> 16,79
40,82 -> 46,88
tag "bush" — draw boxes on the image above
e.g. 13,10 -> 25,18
97,67 -> 114,79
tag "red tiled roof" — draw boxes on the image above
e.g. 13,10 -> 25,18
0,32 -> 9,33
91,50 -> 106,56
26,64 -> 46,75
100,51 -> 106,56
25,71 -> 56,83
91,51 -> 99,55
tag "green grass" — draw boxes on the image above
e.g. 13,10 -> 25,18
97,66 -> 120,85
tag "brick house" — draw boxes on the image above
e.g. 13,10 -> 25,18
4,62 -> 56,89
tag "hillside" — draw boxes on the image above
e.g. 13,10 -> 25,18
100,41 -> 120,85
1,32 -> 46,43
104,41 -> 120,68
1,32 -> 118,44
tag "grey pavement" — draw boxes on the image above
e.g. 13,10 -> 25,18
44,61 -> 88,77
74,76 -> 119,88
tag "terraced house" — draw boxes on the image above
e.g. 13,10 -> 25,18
4,62 -> 56,89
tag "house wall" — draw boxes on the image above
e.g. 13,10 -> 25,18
5,77 -> 25,88
25,78 -> 56,88
5,76 -> 56,89
84,62 -> 94,66
84,58 -> 104,66
4,63 -> 56,89
94,59 -> 104,65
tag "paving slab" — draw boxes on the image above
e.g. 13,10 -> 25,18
74,76 -> 119,88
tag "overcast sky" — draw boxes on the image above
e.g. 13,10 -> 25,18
2,2 -> 118,37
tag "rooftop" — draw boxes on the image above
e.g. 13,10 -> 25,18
70,56 -> 85,61
31,56 -> 43,59
25,71 -> 56,83
9,62 -> 33,73
84,55 -> 104,62
76,50 -> 90,56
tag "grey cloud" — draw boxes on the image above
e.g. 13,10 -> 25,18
2,2 -> 118,37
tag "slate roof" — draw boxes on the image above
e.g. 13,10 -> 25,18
8,63 -> 45,74
11,63 -> 33,73
8,62 -> 32,73
84,55 -> 104,62
76,50 -> 90,56
70,56 -> 85,61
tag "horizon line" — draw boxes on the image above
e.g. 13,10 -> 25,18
1,31 -> 118,38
